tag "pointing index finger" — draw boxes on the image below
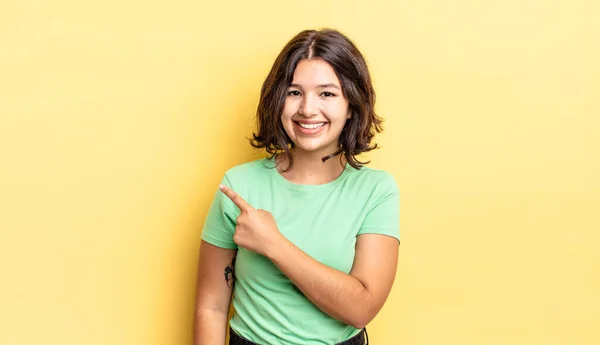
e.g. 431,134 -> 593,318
219,184 -> 254,212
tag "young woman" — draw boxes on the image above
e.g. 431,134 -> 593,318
194,28 -> 400,345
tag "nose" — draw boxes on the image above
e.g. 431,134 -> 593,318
298,93 -> 318,117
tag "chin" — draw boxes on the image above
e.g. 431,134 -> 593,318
293,142 -> 337,156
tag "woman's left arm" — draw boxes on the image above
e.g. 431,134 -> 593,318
267,233 -> 398,329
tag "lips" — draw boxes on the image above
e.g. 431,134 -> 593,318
297,122 -> 325,129
294,121 -> 327,135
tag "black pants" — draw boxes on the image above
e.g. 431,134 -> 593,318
229,327 -> 368,345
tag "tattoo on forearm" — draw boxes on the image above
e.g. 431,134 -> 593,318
224,256 -> 236,288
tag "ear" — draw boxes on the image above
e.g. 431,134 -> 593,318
347,110 -> 352,119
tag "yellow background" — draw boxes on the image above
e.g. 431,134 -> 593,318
1,1 -> 598,344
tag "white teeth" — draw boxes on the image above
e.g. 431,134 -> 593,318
297,122 -> 325,129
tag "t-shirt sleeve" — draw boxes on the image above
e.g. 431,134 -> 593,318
357,173 -> 401,243
200,175 -> 239,249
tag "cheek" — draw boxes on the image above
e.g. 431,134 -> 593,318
281,102 -> 295,120
325,101 -> 350,122
280,106 -> 294,132
283,96 -> 300,111
280,111 -> 292,125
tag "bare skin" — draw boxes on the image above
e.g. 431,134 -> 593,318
193,241 -> 237,345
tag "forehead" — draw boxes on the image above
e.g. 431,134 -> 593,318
291,58 -> 340,86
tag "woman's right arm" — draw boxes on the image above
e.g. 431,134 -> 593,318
194,240 -> 237,345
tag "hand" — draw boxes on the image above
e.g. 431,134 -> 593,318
219,184 -> 285,257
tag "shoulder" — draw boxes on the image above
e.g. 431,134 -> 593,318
222,157 -> 272,187
353,166 -> 401,238
348,165 -> 399,195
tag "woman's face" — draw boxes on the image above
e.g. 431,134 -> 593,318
281,58 -> 351,157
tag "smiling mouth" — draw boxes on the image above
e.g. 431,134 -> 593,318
294,121 -> 327,129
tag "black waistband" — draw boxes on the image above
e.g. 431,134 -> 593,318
229,328 -> 368,345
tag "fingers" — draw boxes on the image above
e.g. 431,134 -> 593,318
219,184 -> 254,212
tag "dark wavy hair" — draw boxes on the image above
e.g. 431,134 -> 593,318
250,28 -> 383,170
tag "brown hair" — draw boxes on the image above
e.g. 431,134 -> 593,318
250,28 -> 383,170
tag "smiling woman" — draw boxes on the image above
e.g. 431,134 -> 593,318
194,29 -> 400,345
281,59 -> 351,155
250,29 -> 382,172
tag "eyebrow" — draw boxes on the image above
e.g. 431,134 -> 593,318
289,83 -> 341,90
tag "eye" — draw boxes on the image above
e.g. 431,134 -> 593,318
287,90 -> 301,96
321,91 -> 336,97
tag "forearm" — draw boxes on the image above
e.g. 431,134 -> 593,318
267,238 -> 373,329
194,309 -> 228,345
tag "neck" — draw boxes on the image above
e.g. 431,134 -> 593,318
277,148 -> 346,185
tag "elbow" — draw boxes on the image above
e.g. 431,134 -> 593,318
348,315 -> 371,330
346,308 -> 375,330
345,286 -> 376,329
349,321 -> 367,330
349,285 -> 378,329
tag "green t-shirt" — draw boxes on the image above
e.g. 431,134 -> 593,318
201,157 -> 400,345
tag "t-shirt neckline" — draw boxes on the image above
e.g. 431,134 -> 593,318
266,155 -> 352,191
